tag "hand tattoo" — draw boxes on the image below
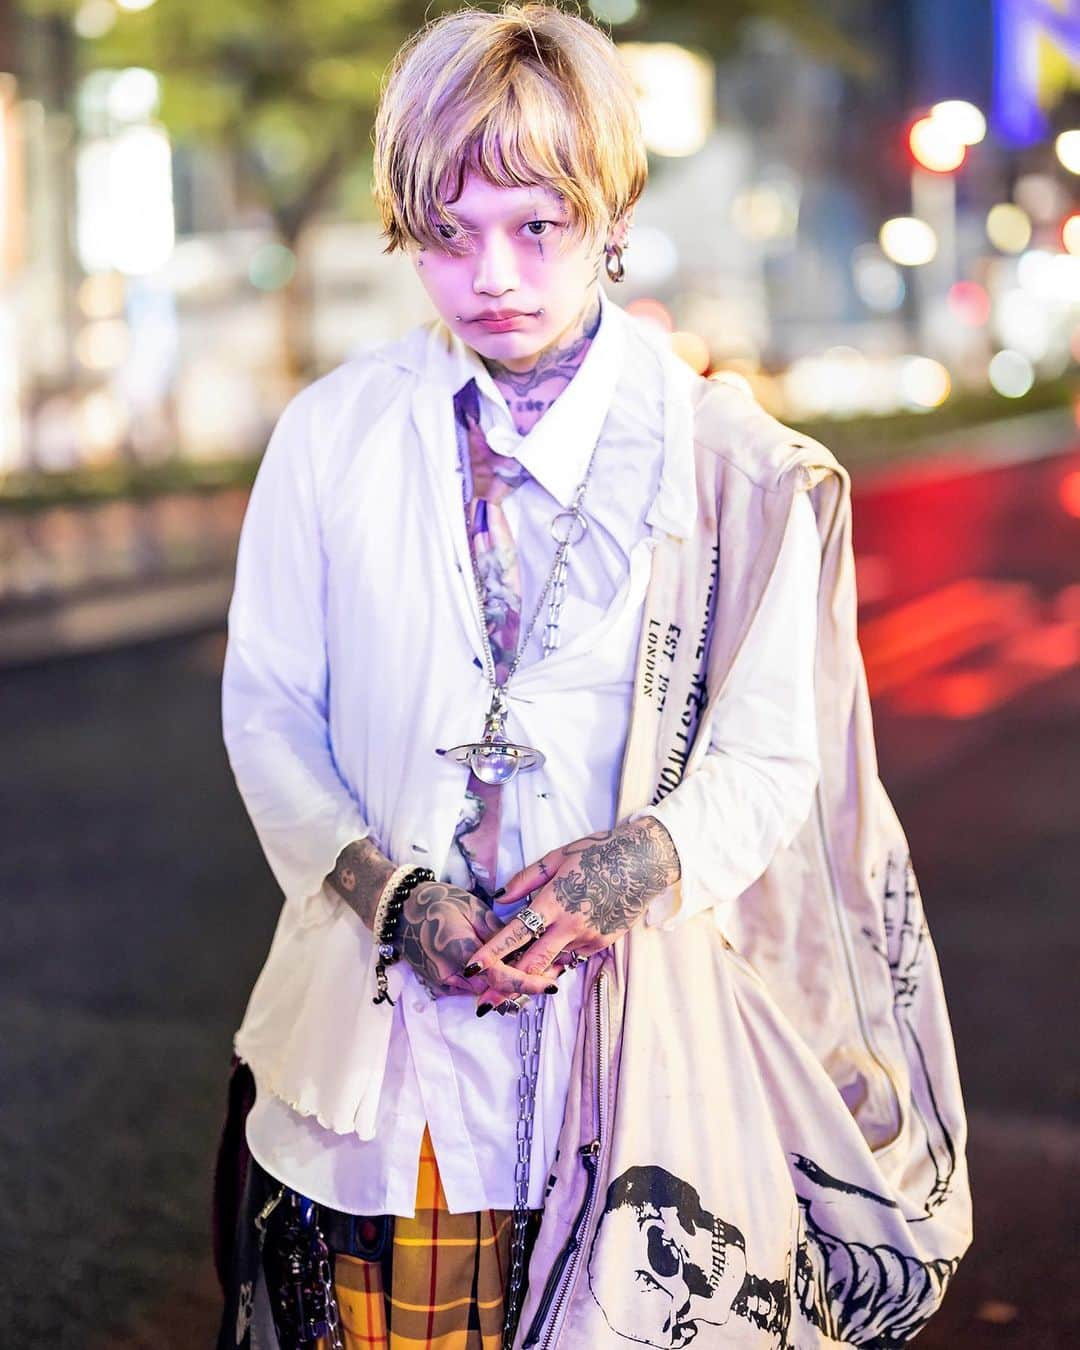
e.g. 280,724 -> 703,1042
398,882 -> 502,997
551,818 -> 681,936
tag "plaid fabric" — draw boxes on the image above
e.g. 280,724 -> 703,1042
318,1124 -> 513,1350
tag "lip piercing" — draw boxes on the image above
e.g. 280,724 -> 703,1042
454,309 -> 545,321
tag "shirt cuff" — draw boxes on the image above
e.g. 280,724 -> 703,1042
296,812 -> 380,928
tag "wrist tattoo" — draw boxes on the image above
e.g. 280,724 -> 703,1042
551,819 -> 681,935
326,837 -> 394,930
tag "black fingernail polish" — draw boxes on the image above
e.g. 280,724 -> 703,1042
462,962 -> 482,978
476,1004 -> 494,1018
491,887 -> 506,900
545,984 -> 559,994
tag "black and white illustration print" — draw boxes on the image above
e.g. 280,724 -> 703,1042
586,1166 -> 782,1348
588,1161 -> 960,1348
793,1189 -> 960,1347
863,848 -> 960,1213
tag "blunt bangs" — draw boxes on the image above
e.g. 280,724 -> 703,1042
372,4 -> 647,256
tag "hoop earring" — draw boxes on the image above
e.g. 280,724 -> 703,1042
604,244 -> 626,284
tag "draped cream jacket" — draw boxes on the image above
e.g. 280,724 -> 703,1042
515,371 -> 973,1350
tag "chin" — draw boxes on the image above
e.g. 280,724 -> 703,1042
470,328 -> 549,361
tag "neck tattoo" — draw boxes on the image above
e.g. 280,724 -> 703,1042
482,296 -> 602,402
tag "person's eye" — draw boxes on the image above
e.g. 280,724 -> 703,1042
436,223 -> 457,240
522,220 -> 562,237
633,1268 -> 664,1292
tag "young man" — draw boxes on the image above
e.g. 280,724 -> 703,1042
217,6 -> 970,1349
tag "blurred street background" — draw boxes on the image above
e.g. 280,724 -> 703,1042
1,0 -> 1078,1345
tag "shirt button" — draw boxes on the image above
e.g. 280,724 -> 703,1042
412,1000 -> 428,1014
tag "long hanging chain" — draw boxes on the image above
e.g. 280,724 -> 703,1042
502,994 -> 546,1348
460,418 -> 598,1349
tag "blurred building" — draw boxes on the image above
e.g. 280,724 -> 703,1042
0,0 -> 1078,478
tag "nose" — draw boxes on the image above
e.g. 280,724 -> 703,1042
472,231 -> 519,297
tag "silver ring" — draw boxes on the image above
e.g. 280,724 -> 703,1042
517,906 -> 547,938
567,949 -> 586,969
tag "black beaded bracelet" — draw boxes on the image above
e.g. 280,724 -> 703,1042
372,866 -> 435,1007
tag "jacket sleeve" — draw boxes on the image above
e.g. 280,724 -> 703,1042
221,385 -> 376,925
633,489 -> 821,930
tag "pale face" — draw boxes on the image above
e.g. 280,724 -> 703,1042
408,172 -> 613,373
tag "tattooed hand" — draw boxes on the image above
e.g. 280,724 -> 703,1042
460,816 -> 681,1013
398,881 -> 505,1001
325,841 -> 502,1002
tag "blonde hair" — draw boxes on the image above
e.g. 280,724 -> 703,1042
371,2 -> 647,256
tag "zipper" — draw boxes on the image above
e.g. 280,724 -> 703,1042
522,969 -> 610,1350
812,790 -> 904,1144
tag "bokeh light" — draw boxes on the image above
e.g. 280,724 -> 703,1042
852,246 -> 906,311
1055,130 -> 1080,174
930,100 -> 986,146
77,272 -> 126,320
909,117 -> 966,172
731,183 -> 800,242
947,281 -> 990,327
995,290 -> 1049,362
988,349 -> 1035,398
1059,469 -> 1080,519
1014,173 -> 1067,224
985,203 -> 1032,253
900,356 -> 951,409
74,1 -> 117,40
75,318 -> 131,370
1062,214 -> 1080,256
108,68 -> 159,125
618,43 -> 713,158
880,216 -> 937,266
248,244 -> 296,291
79,389 -> 129,459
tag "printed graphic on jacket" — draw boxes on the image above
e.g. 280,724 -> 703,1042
587,1162 -> 959,1348
863,849 -> 961,1214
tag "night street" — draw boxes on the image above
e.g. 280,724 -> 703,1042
2,449 -> 1078,1348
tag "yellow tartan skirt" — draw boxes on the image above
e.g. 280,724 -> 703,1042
317,1125 -> 513,1350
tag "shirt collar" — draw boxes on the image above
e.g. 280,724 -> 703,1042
409,290 -> 698,535
435,289 -> 626,510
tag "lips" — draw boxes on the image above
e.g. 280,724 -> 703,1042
472,311 -> 534,332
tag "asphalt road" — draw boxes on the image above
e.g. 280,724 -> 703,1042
1,449 -> 1078,1348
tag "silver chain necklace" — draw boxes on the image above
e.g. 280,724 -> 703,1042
443,404 -> 600,1346
443,435 -> 599,784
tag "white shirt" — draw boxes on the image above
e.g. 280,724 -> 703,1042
224,291 -> 821,1215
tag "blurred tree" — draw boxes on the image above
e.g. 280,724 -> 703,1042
23,0 -> 869,383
